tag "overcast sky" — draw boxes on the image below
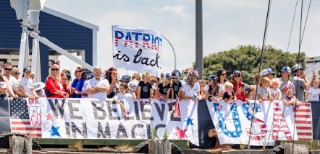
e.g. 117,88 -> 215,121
45,0 -> 320,73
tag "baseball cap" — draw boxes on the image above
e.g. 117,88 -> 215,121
233,70 -> 241,76
207,74 -> 217,81
292,64 -> 303,72
280,66 -> 291,73
119,75 -> 131,83
260,68 -> 275,76
23,67 -> 32,72
165,73 -> 171,79
171,70 -> 181,78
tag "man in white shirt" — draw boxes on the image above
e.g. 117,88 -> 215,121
2,62 -> 18,98
85,66 -> 110,101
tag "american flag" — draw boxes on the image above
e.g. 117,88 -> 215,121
10,98 -> 41,137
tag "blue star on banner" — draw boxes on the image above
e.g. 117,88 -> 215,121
186,117 -> 194,126
51,126 -> 61,137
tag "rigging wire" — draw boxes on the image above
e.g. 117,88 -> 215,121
286,0 -> 299,52
246,0 -> 272,150
292,0 -> 304,153
300,0 -> 312,46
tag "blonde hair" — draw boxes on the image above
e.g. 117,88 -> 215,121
132,73 -> 141,81
224,81 -> 233,90
11,67 -> 19,76
185,70 -> 198,86
142,72 -> 150,81
48,64 -> 61,81
260,77 -> 271,86
271,78 -> 279,87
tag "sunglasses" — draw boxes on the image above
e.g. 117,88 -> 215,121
234,74 -> 241,77
51,68 -> 59,71
15,72 -> 20,75
4,68 -> 12,71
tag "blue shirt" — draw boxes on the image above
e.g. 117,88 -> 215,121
70,78 -> 86,98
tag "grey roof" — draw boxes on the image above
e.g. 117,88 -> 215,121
42,7 -> 99,31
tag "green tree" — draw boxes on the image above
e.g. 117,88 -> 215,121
202,45 -> 305,84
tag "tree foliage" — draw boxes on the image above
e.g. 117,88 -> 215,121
202,45 -> 305,84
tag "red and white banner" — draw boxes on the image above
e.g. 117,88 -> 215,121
206,100 -> 312,146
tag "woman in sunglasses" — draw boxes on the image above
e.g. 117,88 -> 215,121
232,70 -> 250,102
181,69 -> 201,101
217,69 -> 228,95
45,61 -> 69,98
205,74 -> 220,102
70,67 -> 87,98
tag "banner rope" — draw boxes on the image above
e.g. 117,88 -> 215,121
246,0 -> 272,150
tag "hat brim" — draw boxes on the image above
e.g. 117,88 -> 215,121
33,82 -> 45,91
206,77 -> 213,80
119,80 -> 129,83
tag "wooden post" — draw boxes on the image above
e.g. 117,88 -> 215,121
148,139 -> 172,154
10,136 -> 25,154
25,138 -> 33,154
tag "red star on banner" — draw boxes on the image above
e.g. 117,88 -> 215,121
176,127 -> 188,139
46,113 -> 52,120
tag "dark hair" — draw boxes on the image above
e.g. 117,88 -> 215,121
76,67 -> 87,79
105,67 -> 118,83
208,80 -> 219,96
216,69 -> 227,84
120,83 -> 128,89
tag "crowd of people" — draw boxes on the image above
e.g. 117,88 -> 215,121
0,61 -> 320,107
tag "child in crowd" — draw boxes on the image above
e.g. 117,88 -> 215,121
113,83 -> 136,116
306,78 -> 320,102
282,85 -> 300,106
19,67 -> 39,98
198,80 -> 206,100
155,73 -> 171,102
169,70 -> 182,100
270,78 -> 282,100
61,72 -> 72,97
257,77 -> 272,101
137,72 -> 154,101
220,81 -> 235,103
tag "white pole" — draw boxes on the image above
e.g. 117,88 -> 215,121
27,30 -> 94,72
18,30 -> 29,78
30,10 -> 41,81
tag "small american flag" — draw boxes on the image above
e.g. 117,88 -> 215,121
10,98 -> 41,137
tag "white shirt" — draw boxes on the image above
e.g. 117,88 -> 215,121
129,79 -> 139,91
19,77 -> 34,95
218,83 -> 225,93
181,82 -> 200,97
270,88 -> 281,100
85,78 -> 109,101
307,87 -> 320,101
7,75 -> 20,90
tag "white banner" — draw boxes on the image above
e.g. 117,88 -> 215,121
112,25 -> 162,76
39,98 -> 199,145
206,100 -> 312,146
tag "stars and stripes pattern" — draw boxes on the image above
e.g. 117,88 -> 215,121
294,103 -> 312,140
10,98 -> 41,137
272,101 -> 292,140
